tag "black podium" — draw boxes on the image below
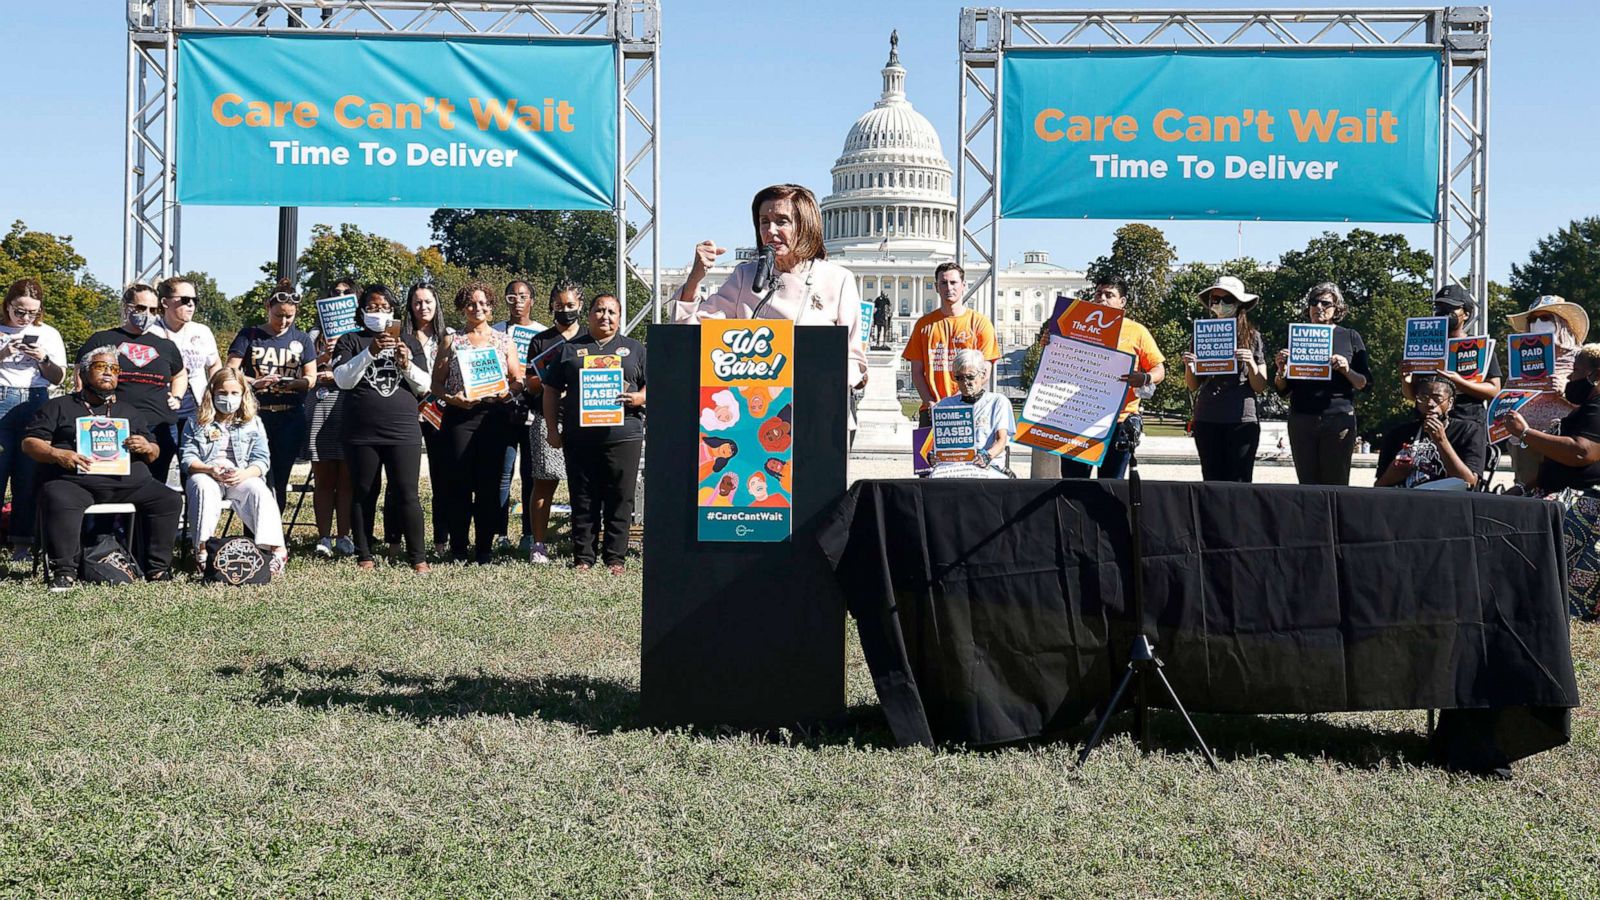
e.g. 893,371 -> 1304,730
641,324 -> 850,730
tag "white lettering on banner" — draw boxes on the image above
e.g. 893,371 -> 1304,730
268,140 -> 519,169
1087,153 -> 1340,181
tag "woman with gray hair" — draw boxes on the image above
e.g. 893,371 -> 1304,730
928,348 -> 1015,478
1272,282 -> 1371,485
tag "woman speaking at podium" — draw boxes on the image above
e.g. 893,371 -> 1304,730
672,184 -> 869,392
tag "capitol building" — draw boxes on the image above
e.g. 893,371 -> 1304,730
651,35 -> 1089,396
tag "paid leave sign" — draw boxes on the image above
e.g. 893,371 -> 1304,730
177,33 -> 616,209
1002,49 -> 1440,222
697,321 -> 794,543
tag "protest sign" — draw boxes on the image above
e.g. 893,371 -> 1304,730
1447,336 -> 1494,383
508,324 -> 540,364
1015,334 -> 1136,466
697,321 -> 794,542
315,295 -> 359,339
1507,333 -> 1555,389
578,354 -> 625,427
1401,316 -> 1450,374
911,426 -> 934,475
76,417 -> 131,475
460,345 -> 507,400
1287,323 -> 1335,379
1487,389 -> 1543,444
1191,317 -> 1238,375
1047,298 -> 1123,348
931,405 -> 978,463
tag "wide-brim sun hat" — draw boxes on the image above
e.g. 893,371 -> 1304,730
1507,295 -> 1589,342
1196,275 -> 1259,310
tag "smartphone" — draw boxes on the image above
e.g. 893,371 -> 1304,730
20,334 -> 39,346
384,322 -> 403,338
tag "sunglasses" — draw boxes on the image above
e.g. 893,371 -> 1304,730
953,374 -> 981,383
88,362 -> 121,374
8,308 -> 40,320
1309,300 -> 1337,309
169,296 -> 197,306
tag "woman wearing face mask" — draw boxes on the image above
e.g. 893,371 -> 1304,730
1272,282 -> 1372,485
401,283 -> 453,556
0,278 -> 67,562
1180,276 -> 1269,483
493,279 -> 547,552
181,367 -> 287,574
331,284 -> 433,573
1499,343 -> 1600,495
431,282 -> 525,565
927,349 -> 1015,479
520,279 -> 586,564
1503,295 -> 1590,489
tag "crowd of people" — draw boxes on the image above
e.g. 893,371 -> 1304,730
2,181 -> 1595,597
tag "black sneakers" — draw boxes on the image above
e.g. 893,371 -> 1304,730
48,573 -> 76,593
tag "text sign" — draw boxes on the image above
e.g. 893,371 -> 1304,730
315,295 -> 359,339
1016,335 -> 1136,467
460,345 -> 507,400
931,405 -> 978,463
76,417 -> 131,476
1192,318 -> 1238,375
698,321 -> 794,543
176,33 -> 617,209
1287,323 -> 1335,380
578,355 -> 625,426
1001,49 -> 1440,222
1402,317 -> 1450,374
1488,390 -> 1543,445
1448,336 -> 1493,383
1507,333 -> 1555,389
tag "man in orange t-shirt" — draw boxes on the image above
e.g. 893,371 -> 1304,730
902,262 -> 1000,426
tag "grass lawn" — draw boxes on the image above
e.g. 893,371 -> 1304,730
2,541 -> 1597,896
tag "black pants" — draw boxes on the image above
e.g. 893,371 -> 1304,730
564,439 -> 642,566
443,404 -> 511,561
1192,421 -> 1261,483
1288,411 -> 1357,486
347,442 -> 425,565
150,422 -> 182,484
1060,415 -> 1142,480
38,476 -> 182,576
257,406 -> 307,509
421,422 -> 450,546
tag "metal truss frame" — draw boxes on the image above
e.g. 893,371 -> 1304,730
956,6 -> 1490,322
125,0 -> 660,330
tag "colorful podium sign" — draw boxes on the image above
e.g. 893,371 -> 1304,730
697,321 -> 794,542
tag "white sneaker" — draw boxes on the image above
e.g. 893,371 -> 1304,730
334,536 -> 356,556
529,542 -> 551,565
270,549 -> 288,577
314,537 -> 335,558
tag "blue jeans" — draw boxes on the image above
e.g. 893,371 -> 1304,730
0,386 -> 49,545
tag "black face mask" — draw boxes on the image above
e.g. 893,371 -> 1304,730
1565,376 -> 1594,405
553,307 -> 581,327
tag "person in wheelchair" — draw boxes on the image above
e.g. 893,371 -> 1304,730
1374,374 -> 1485,491
928,349 -> 1015,480
21,345 -> 183,590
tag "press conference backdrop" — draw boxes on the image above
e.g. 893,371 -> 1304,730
176,33 -> 617,209
1001,50 -> 1440,222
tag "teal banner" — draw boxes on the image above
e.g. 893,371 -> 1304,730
1002,50 -> 1440,222
176,33 -> 616,209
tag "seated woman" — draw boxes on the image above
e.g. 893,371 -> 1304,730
1499,343 -> 1600,495
1374,374 -> 1485,491
928,349 -> 1015,479
181,368 -> 287,575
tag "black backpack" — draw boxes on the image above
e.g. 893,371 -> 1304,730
203,536 -> 271,586
80,534 -> 143,585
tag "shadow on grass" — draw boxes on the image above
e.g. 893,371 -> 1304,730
214,659 -> 896,749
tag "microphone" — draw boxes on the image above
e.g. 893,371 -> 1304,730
751,244 -> 776,295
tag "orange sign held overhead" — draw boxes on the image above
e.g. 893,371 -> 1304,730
1049,298 -> 1124,349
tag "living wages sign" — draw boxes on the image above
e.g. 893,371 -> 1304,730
1002,49 -> 1440,222
176,33 -> 617,209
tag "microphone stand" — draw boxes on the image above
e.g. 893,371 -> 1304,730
1077,428 -> 1219,770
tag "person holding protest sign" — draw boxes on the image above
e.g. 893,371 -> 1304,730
904,262 -> 1000,426
521,280 -> 587,565
181,367 -> 287,575
1400,284 -> 1501,428
402,283 -> 453,556
670,183 -> 868,394
79,284 -> 187,483
332,284 -> 433,573
22,346 -> 183,590
1180,276 -> 1268,482
928,349 -> 1014,478
494,279 -> 547,552
150,277 -> 222,479
225,284 -> 315,509
1273,282 -> 1371,485
1499,344 -> 1600,495
0,278 -> 67,561
305,278 -> 357,558
1040,276 -> 1165,480
542,293 -> 646,575
431,282 -> 525,565
1375,374 -> 1485,491
1504,295 -> 1589,490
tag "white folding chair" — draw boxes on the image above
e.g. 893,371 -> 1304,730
33,502 -> 139,580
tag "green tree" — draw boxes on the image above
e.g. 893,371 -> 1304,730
174,270 -> 242,338
0,220 -> 117,354
1086,223 -> 1177,319
1508,215 -> 1600,319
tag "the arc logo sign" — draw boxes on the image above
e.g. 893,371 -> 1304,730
176,33 -> 617,209
1002,49 -> 1440,222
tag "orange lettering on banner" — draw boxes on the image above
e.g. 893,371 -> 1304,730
1053,299 -> 1124,349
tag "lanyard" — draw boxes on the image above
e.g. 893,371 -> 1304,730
80,392 -> 116,417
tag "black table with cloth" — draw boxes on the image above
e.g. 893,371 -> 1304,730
818,479 -> 1579,770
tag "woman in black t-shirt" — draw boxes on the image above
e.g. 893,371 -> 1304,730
1500,344 -> 1600,494
331,284 -> 432,572
1272,282 -> 1372,486
1179,276 -> 1269,483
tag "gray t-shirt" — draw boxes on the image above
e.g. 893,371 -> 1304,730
1192,331 -> 1265,424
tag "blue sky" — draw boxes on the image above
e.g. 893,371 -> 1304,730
2,1 -> 1596,296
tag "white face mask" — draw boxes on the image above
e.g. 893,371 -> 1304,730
362,311 -> 393,333
213,394 -> 242,414
1530,319 -> 1559,335
1208,302 -> 1237,319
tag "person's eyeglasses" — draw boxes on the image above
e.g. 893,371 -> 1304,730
129,305 -> 160,314
1309,300 -> 1337,309
169,295 -> 197,306
953,374 -> 980,383
88,362 -> 121,374
8,309 -> 40,320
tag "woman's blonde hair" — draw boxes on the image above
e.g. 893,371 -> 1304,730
197,366 -> 258,426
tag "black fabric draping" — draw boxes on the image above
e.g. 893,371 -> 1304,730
819,479 -> 1579,769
